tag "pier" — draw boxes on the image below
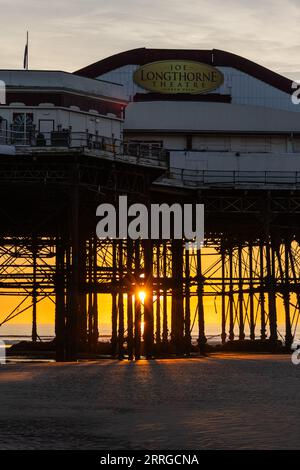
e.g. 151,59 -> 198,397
0,133 -> 299,360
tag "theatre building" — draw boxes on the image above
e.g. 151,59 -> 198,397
76,48 -> 300,186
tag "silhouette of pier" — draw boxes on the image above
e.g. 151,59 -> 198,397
1,138 -> 300,360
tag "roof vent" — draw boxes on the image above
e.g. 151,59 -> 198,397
38,103 -> 55,107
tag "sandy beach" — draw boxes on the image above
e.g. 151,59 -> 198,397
0,354 -> 299,450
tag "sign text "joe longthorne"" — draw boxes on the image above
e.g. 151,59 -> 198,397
133,60 -> 224,94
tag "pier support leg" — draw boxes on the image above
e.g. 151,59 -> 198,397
266,237 -> 278,345
197,248 -> 206,352
171,240 -> 184,355
249,242 -> 255,340
92,237 -> 99,351
238,245 -> 245,340
134,241 -> 141,360
143,240 -> 154,359
118,241 -> 124,359
284,239 -> 293,350
65,165 -> 80,361
155,243 -> 161,350
221,248 -> 227,344
78,237 -> 87,350
88,239 -> 93,351
228,247 -> 235,341
127,239 -> 134,360
184,248 -> 191,355
55,236 -> 66,361
162,242 -> 168,350
31,238 -> 38,343
259,241 -> 267,340
111,241 -> 118,356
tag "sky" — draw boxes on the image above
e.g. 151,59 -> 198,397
0,0 -> 300,78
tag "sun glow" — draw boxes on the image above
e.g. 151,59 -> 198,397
138,291 -> 146,302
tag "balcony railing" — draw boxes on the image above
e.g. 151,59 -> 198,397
0,130 -> 168,165
165,168 -> 300,187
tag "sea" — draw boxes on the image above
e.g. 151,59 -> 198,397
1,322 -> 299,349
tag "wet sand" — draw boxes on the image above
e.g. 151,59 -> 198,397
0,354 -> 299,449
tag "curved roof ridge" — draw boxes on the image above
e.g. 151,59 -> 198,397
74,48 -> 293,94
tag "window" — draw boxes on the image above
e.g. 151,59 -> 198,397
125,140 -> 163,157
12,113 -> 34,144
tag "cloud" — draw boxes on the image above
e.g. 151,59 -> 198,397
0,0 -> 299,77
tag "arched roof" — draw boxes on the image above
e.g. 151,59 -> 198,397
74,48 -> 293,95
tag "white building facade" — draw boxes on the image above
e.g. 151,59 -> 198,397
0,70 -> 127,154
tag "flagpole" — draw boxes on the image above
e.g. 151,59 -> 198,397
23,31 -> 29,70
26,31 -> 28,70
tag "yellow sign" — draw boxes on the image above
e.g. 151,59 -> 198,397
133,60 -> 224,94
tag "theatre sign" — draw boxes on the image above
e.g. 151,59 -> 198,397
133,60 -> 224,94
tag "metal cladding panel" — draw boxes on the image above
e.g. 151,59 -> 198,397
169,150 -> 300,173
98,65 -> 298,112
124,101 -> 300,133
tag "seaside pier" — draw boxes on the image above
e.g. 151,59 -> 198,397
0,140 -> 300,359
1,49 -> 300,359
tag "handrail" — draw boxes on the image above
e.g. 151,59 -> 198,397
165,168 -> 300,187
0,130 -> 168,164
